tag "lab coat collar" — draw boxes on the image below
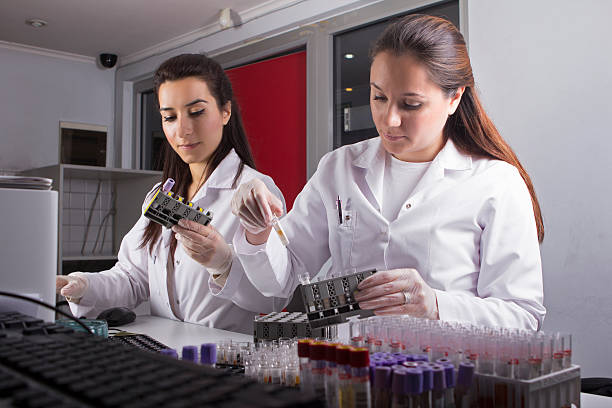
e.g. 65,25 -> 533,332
189,149 -> 242,203
351,137 -> 472,209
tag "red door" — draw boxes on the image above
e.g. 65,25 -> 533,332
226,51 -> 306,210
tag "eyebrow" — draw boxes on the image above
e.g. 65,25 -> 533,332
159,98 -> 208,111
370,82 -> 424,98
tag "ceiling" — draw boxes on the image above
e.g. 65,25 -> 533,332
0,0 -> 300,65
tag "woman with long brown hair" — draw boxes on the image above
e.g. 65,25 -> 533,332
230,15 -> 545,330
56,54 -> 285,333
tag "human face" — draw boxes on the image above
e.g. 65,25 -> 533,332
370,51 -> 463,162
158,77 -> 230,167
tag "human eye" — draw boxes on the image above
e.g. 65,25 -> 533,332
402,102 -> 422,110
372,94 -> 387,102
189,108 -> 205,117
162,114 -> 176,122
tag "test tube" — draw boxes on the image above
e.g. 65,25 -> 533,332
270,215 -> 289,246
297,339 -> 312,392
350,319 -> 365,347
438,362 -> 455,408
373,366 -> 391,408
309,342 -> 327,396
161,178 -> 175,192
454,362 -> 474,408
325,343 -> 339,408
337,345 -> 354,408
390,368 -> 407,408
431,365 -> 446,408
181,345 -> 198,363
420,364 -> 433,408
160,348 -> 178,359
350,347 -> 372,408
200,343 -> 216,367
405,367 -> 424,408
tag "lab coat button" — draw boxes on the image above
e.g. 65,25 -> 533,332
176,259 -> 180,265
406,203 -> 412,209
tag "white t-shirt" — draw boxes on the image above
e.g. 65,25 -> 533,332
382,154 -> 431,221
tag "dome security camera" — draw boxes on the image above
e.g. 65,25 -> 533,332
99,53 -> 118,68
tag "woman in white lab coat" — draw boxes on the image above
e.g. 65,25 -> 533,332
230,15 -> 546,330
55,54 -> 285,334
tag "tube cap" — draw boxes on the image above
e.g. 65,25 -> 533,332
350,347 -> 370,367
162,178 -> 175,192
432,365 -> 446,391
374,366 -> 391,389
325,343 -> 339,362
392,368 -> 407,394
182,345 -> 198,363
297,339 -> 311,358
160,348 -> 178,359
309,342 -> 327,361
336,345 -> 352,365
421,365 -> 433,391
405,368 -> 424,395
457,362 -> 475,387
200,343 -> 216,365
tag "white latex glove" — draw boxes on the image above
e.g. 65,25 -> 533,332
56,272 -> 89,301
354,268 -> 439,320
172,219 -> 233,275
230,178 -> 284,234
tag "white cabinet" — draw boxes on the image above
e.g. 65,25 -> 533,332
21,165 -> 161,275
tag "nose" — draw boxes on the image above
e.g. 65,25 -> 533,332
176,114 -> 193,137
383,105 -> 402,128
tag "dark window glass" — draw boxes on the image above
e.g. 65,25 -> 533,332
141,90 -> 164,171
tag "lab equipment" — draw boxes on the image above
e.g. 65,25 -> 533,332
351,347 -> 372,407
55,318 -> 108,337
96,306 -> 136,326
253,311 -> 327,342
271,215 -> 290,246
296,269 -> 377,328
0,310 -> 323,407
200,343 -> 217,366
109,332 -> 170,352
143,179 -> 213,229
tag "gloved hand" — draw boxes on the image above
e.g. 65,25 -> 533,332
230,178 -> 284,235
173,219 -> 233,275
354,268 -> 439,320
56,272 -> 89,301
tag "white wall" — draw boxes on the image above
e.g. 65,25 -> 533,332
468,0 -> 612,376
0,46 -> 115,171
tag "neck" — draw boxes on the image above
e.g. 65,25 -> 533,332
188,161 -> 209,200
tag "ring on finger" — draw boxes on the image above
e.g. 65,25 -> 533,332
402,290 -> 411,305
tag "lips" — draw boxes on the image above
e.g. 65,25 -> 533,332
383,133 -> 405,142
179,142 -> 201,150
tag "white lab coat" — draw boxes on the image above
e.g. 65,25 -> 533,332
69,149 -> 285,334
233,138 -> 546,330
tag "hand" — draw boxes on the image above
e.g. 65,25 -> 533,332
56,272 -> 89,300
230,179 -> 284,235
172,219 -> 232,273
354,268 -> 439,320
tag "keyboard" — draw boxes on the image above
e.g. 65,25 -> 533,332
0,311 -> 322,407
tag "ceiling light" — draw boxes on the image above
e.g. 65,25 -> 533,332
26,18 -> 47,28
345,87 -> 353,92
344,53 -> 355,60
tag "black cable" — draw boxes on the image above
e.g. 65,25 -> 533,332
0,291 -> 94,334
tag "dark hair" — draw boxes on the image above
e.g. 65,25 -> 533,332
370,14 -> 544,242
140,53 -> 256,253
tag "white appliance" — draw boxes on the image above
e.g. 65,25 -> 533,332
0,186 -> 58,321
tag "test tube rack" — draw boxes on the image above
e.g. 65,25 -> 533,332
471,365 -> 580,408
297,269 -> 377,328
254,312 -> 327,342
143,188 -> 213,229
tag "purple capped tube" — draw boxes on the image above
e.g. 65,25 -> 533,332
431,365 -> 446,408
373,366 -> 391,408
162,178 -> 175,192
182,345 -> 198,363
200,343 -> 217,366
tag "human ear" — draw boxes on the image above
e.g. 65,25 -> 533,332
222,101 -> 232,125
448,86 -> 465,115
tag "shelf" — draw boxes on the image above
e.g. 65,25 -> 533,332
63,255 -> 118,261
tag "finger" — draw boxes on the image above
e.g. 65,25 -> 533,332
252,189 -> 273,223
175,232 -> 209,253
245,189 -> 268,224
60,282 -> 78,296
177,218 -> 205,233
354,280 -> 405,302
56,276 -> 69,291
268,194 -> 284,217
357,270 -> 400,290
238,205 -> 266,228
358,292 -> 406,310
